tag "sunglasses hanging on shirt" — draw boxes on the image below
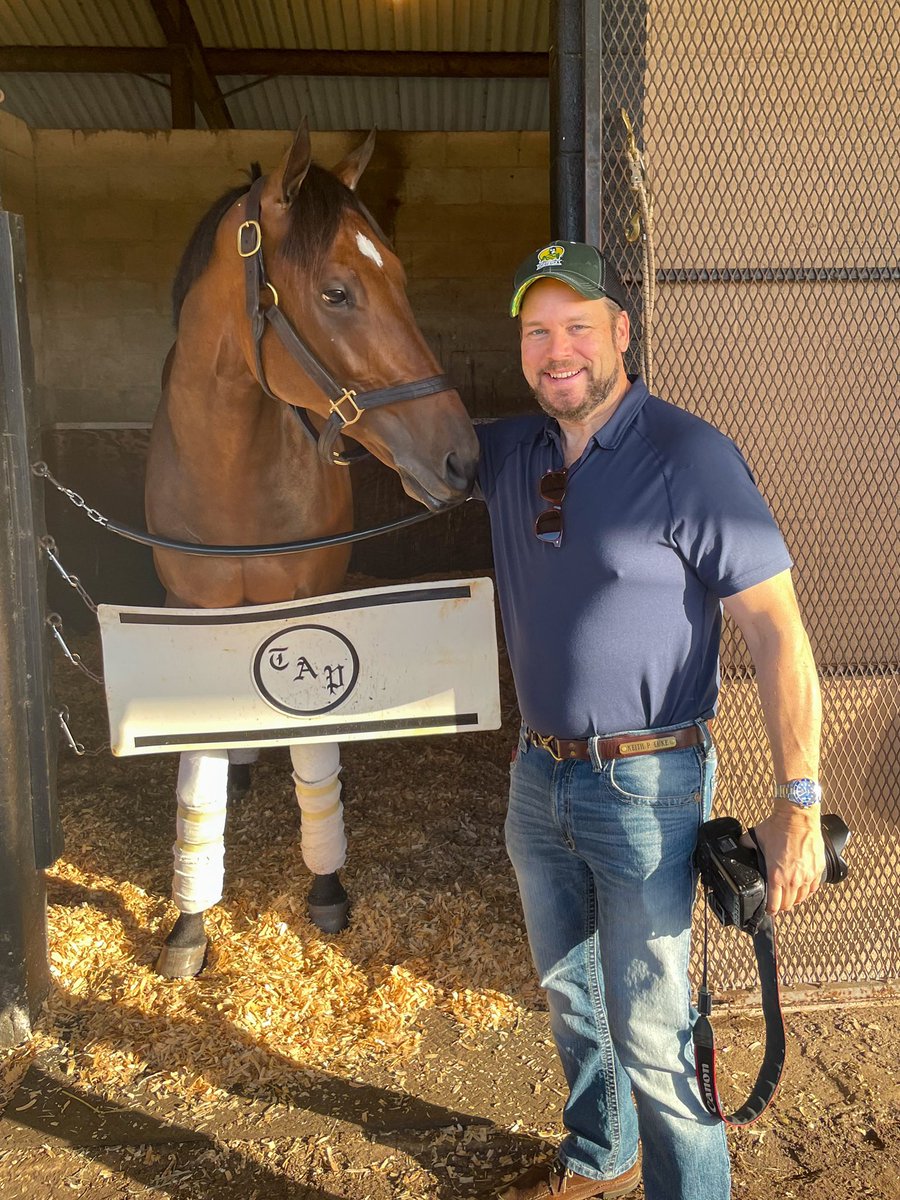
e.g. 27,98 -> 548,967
534,468 -> 568,548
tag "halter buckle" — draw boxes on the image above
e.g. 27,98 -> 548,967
329,388 -> 362,427
237,219 -> 262,257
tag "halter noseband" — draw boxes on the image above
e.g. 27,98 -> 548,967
237,174 -> 452,467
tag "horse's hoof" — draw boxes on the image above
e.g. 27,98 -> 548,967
307,872 -> 350,934
154,940 -> 208,978
308,898 -> 350,934
227,762 -> 252,802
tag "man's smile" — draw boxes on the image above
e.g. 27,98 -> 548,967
543,366 -> 587,383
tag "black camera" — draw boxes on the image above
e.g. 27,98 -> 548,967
695,814 -> 850,934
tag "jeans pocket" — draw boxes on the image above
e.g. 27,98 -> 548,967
608,746 -> 703,806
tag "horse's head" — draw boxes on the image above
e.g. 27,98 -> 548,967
223,124 -> 478,509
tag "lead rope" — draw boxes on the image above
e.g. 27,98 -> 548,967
622,109 -> 657,392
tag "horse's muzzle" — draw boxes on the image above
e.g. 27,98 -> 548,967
443,449 -> 478,496
402,445 -> 478,507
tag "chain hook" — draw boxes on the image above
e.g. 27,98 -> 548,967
56,706 -> 85,756
40,536 -> 99,614
46,612 -> 104,684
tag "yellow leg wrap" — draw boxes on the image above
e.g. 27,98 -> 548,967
172,750 -> 228,914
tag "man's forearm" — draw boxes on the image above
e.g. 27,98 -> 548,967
722,571 -> 823,791
723,572 -> 826,911
751,622 -> 822,790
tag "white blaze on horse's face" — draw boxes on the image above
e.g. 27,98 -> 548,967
355,230 -> 384,269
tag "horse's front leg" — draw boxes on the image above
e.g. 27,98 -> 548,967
156,749 -> 229,978
290,742 -> 349,933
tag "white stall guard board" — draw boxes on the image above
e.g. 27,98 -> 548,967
99,578 -> 500,756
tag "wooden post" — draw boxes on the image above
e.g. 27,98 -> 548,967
0,206 -> 62,1045
169,47 -> 196,129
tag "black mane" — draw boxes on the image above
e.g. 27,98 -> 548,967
171,161 -> 367,326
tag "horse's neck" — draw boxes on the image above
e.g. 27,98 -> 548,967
147,299 -> 354,607
164,326 -> 273,462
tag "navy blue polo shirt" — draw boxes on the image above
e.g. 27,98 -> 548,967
476,378 -> 792,739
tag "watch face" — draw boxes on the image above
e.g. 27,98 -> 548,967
786,779 -> 821,807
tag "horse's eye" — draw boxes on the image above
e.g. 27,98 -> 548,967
321,288 -> 348,306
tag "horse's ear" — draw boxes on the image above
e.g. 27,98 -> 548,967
332,129 -> 377,192
275,119 -> 313,205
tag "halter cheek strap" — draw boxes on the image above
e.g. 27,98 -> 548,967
238,174 -> 452,467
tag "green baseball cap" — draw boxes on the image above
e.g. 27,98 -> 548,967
510,241 -> 628,316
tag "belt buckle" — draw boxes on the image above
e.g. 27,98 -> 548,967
531,730 -> 562,762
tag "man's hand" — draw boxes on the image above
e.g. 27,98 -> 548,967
740,807 -> 827,915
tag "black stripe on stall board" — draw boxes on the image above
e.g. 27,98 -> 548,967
118,585 -> 473,625
132,712 -> 482,749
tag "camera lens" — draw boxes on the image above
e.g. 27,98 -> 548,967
820,814 -> 850,884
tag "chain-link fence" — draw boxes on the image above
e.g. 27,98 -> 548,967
603,0 -> 899,989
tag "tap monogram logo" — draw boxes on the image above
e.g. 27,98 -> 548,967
252,624 -> 359,716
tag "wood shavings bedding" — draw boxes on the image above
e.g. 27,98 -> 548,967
3,601 -> 537,1109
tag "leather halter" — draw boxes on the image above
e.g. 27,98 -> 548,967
237,174 -> 452,467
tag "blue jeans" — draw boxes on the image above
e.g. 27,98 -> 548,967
505,721 -> 731,1200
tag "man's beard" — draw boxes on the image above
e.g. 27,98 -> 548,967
532,363 -> 621,423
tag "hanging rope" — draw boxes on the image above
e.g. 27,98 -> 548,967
621,109 -> 657,391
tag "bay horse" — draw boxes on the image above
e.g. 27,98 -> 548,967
144,124 -> 478,977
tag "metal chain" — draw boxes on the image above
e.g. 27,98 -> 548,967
40,535 -> 99,615
31,461 -> 110,528
46,613 -> 104,685
30,484 -> 108,753
39,548 -> 109,752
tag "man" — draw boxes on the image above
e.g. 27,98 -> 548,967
475,242 -> 826,1200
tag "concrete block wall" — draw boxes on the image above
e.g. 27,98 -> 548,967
393,132 -> 550,414
0,115 -> 549,426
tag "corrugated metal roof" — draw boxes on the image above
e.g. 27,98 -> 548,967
191,0 -> 549,52
0,71 -> 547,132
0,73 -> 174,131
0,0 -> 550,131
222,75 -> 548,131
0,1 -> 163,47
0,1 -> 549,52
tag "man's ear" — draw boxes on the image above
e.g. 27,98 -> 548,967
614,307 -> 631,353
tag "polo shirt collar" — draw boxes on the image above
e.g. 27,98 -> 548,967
541,375 -> 650,451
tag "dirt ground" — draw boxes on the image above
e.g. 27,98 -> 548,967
1,596 -> 898,1200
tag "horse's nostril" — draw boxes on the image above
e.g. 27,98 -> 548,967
445,451 -> 476,493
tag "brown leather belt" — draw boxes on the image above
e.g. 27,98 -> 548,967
525,723 -> 704,763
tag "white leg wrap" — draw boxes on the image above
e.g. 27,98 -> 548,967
290,742 -> 346,876
172,750 -> 229,914
228,748 -> 259,766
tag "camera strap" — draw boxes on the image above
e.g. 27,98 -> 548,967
692,905 -> 787,1126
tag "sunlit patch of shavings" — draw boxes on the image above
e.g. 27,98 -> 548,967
34,844 -> 530,1107
21,571 -> 536,1112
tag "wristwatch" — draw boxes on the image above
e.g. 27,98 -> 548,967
774,778 -> 822,808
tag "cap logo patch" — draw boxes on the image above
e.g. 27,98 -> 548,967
536,244 -> 565,269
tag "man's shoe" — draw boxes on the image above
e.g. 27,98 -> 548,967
498,1158 -> 640,1199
